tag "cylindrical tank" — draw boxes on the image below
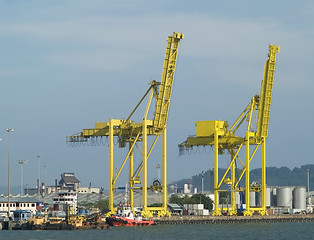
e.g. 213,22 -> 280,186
266,187 -> 272,207
235,191 -> 241,205
271,187 -> 277,206
255,187 -> 272,207
183,184 -> 189,194
256,192 -> 262,207
293,187 -> 306,210
249,192 -> 256,207
277,187 -> 293,208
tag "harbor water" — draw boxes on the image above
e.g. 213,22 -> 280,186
0,221 -> 314,240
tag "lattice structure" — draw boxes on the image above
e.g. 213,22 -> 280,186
179,45 -> 280,216
67,32 -> 184,217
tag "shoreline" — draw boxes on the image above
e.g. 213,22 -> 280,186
147,214 -> 314,224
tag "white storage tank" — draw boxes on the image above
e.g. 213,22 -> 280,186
256,192 -> 262,207
249,191 -> 256,207
266,187 -> 272,207
293,187 -> 306,210
277,187 -> 293,208
256,187 -> 271,207
271,187 -> 277,206
184,184 -> 189,194
235,191 -> 241,205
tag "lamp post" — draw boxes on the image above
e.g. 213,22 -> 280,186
36,154 -> 41,196
156,164 -> 161,180
18,160 -> 28,196
6,128 -> 14,220
43,165 -> 47,196
201,171 -> 204,193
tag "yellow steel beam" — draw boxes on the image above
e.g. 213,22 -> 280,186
126,81 -> 158,121
227,102 -> 252,134
217,146 -> 242,189
212,123 -> 221,216
134,134 -> 160,180
154,32 -> 184,130
257,44 -> 280,138
68,32 -> 184,218
234,144 -> 259,188
113,132 -> 140,185
162,126 -> 169,215
129,141 -> 134,211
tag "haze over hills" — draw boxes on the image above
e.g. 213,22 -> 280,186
170,164 -> 314,193
0,186 -> 21,195
1,165 -> 313,195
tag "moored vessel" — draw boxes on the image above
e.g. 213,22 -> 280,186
106,203 -> 154,227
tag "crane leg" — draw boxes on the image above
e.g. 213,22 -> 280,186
212,128 -> 221,216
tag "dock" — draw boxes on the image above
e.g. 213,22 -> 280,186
148,215 -> 314,225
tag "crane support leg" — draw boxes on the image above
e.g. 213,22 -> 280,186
243,132 -> 253,216
230,151 -> 237,216
212,127 -> 221,216
259,137 -> 268,216
129,141 -> 134,212
141,118 -> 153,217
109,119 -> 114,215
106,119 -> 119,216
160,127 -> 171,217
142,118 -> 148,215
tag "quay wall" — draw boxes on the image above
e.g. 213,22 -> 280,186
147,215 -> 314,225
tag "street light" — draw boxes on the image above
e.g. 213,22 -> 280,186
156,164 -> 161,180
43,165 -> 47,196
18,160 -> 28,196
43,165 -> 47,186
36,154 -> 41,196
201,171 -> 204,193
6,128 -> 14,219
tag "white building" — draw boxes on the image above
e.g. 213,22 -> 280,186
25,172 -> 100,195
0,197 -> 38,216
53,192 -> 77,215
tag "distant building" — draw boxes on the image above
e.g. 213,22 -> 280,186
0,197 -> 38,217
168,203 -> 184,215
59,173 -> 81,191
25,172 -> 100,195
53,192 -> 78,215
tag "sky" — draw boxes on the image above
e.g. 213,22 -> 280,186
0,0 -> 314,191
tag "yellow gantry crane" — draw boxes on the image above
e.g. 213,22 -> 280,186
179,44 -> 280,216
67,32 -> 184,217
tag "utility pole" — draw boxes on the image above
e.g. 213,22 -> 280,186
307,168 -> 310,196
7,128 -> 14,226
36,155 -> 41,196
156,164 -> 161,180
43,165 -> 47,186
201,171 -> 204,193
18,160 -> 28,196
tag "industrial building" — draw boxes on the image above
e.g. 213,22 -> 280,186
0,196 -> 39,218
52,192 -> 78,215
25,172 -> 100,195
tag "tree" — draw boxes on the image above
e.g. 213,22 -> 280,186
149,203 -> 162,207
219,192 -> 229,204
94,199 -> 109,213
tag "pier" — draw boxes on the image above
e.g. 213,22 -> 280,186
149,215 -> 314,225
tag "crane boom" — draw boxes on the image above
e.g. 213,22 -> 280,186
256,44 -> 280,138
67,32 -> 184,218
154,32 -> 184,130
178,44 -> 280,217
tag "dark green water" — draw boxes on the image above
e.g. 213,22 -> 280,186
0,222 -> 313,240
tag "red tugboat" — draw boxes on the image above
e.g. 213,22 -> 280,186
106,203 -> 155,227
106,183 -> 155,226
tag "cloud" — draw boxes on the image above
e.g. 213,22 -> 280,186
1,8 -> 313,94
